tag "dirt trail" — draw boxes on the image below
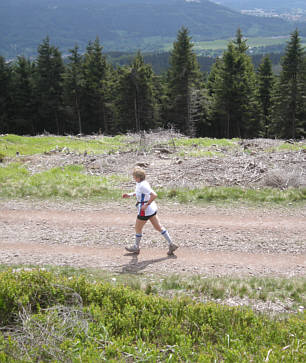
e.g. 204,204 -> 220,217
0,201 -> 305,277
1,208 -> 306,230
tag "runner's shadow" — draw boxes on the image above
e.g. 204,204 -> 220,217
118,253 -> 177,274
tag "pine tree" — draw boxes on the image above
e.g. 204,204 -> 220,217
35,37 -> 64,134
0,56 -> 11,133
82,37 -> 107,133
116,52 -> 158,132
63,45 -> 85,134
11,56 -> 36,134
208,29 -> 259,138
257,55 -> 274,137
271,30 -> 305,139
167,27 -> 202,136
301,54 -> 306,129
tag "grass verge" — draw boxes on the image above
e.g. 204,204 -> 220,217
40,266 -> 305,313
0,163 -> 127,199
1,265 -> 304,314
0,134 -> 131,157
1,163 -> 305,203
0,268 -> 305,362
158,186 -> 306,204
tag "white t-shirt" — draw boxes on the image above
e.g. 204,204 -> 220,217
135,180 -> 157,217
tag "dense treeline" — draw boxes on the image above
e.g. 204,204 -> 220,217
0,28 -> 305,139
107,51 -> 283,75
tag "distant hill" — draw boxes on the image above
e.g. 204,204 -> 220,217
0,0 -> 296,59
214,1 -> 306,11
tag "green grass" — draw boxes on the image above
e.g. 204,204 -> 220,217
0,268 -> 304,362
158,186 -> 306,204
174,137 -> 238,158
267,143 -> 306,152
1,162 -> 305,203
1,163 -> 304,203
0,163 -> 127,199
0,134 -> 131,157
177,150 -> 225,157
173,137 -> 238,148
0,134 -> 305,204
3,265 -> 303,313
151,274 -> 305,312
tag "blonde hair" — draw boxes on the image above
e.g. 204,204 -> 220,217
133,167 -> 146,181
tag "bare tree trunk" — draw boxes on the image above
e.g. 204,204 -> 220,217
134,87 -> 141,132
227,111 -> 230,139
75,95 -> 82,134
55,110 -> 60,135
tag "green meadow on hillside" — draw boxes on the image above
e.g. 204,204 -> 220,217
0,134 -> 305,203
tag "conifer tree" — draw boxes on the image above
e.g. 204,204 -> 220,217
167,27 -> 202,135
11,56 -> 35,134
82,37 -> 108,133
301,54 -> 306,127
0,56 -> 11,133
35,37 -> 64,134
271,30 -> 305,139
257,55 -> 274,137
208,29 -> 259,138
116,52 -> 157,132
63,45 -> 85,134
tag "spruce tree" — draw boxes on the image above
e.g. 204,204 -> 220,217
116,52 -> 157,132
35,37 -> 64,134
167,27 -> 202,136
63,45 -> 85,134
301,54 -> 306,129
208,29 -> 259,138
82,37 -> 107,133
271,30 -> 305,139
11,56 -> 35,134
0,56 -> 11,133
257,55 -> 274,137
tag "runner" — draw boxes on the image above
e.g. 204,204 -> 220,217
122,166 -> 178,255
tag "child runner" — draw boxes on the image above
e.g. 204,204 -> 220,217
122,166 -> 178,255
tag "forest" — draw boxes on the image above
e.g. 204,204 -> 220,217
0,27 -> 305,139
1,0 -> 296,58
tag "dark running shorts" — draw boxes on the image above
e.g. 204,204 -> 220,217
137,211 -> 157,221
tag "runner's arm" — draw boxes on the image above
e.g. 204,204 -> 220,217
122,192 -> 135,198
141,191 -> 157,210
146,191 -> 157,205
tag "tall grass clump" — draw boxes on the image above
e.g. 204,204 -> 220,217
157,186 -> 306,204
0,163 -> 126,199
0,269 -> 305,362
1,163 -> 304,203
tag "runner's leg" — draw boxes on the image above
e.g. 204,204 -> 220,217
149,214 -> 163,232
134,218 -> 147,248
150,215 -> 173,246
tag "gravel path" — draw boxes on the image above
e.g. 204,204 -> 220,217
1,199 -> 305,277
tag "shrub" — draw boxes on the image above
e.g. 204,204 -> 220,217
0,269 -> 305,362
262,168 -> 305,189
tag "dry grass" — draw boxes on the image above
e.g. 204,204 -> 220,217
262,168 -> 306,189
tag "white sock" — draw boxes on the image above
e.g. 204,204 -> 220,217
161,229 -> 172,245
135,234 -> 142,248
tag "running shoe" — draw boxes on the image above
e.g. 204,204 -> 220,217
125,245 -> 140,254
167,243 -> 179,255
